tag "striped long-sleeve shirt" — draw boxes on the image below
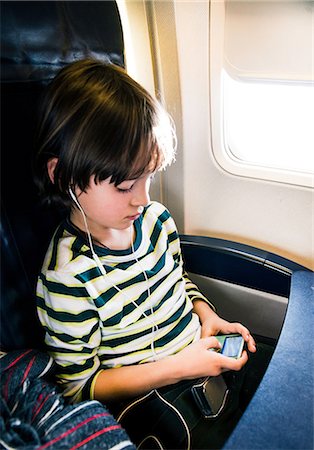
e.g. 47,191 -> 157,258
36,201 -> 215,402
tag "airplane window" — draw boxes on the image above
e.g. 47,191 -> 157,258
223,71 -> 313,175
210,1 -> 313,187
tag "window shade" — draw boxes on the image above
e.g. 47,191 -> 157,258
224,1 -> 313,82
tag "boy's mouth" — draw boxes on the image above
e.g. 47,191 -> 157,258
126,213 -> 141,221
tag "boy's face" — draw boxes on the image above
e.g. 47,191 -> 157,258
70,172 -> 153,238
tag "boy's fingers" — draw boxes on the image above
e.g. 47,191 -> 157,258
236,324 -> 256,353
203,336 -> 222,350
220,350 -> 249,371
242,331 -> 256,352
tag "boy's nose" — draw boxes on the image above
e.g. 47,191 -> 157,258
132,185 -> 150,208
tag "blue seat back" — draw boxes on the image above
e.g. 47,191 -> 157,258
0,1 -> 124,350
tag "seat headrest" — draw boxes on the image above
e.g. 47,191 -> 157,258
1,0 -> 124,83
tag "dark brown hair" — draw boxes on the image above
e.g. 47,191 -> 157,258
34,58 -> 176,206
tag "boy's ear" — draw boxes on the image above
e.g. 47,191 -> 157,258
47,157 -> 58,184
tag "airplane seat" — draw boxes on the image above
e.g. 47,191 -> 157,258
0,1 -> 125,351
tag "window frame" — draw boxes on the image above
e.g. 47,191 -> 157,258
209,1 -> 314,188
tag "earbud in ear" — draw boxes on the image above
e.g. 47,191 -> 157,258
69,187 -> 76,200
69,188 -> 80,208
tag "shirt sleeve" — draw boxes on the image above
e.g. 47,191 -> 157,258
183,271 -> 216,312
36,269 -> 102,402
160,203 -> 216,312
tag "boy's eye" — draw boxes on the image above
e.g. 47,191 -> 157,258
116,173 -> 154,194
117,187 -> 133,194
116,182 -> 135,193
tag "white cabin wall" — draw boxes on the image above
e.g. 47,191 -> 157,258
173,0 -> 313,270
118,0 -> 313,270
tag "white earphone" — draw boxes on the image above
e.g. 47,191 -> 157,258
69,187 -> 101,263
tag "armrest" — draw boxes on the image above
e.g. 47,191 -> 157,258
224,270 -> 313,449
180,234 -> 307,297
180,235 -> 312,449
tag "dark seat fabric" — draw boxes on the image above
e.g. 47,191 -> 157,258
1,1 -> 124,82
0,349 -> 135,449
1,1 -> 125,351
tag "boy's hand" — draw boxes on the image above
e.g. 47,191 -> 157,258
201,315 -> 256,354
193,300 -> 256,354
173,337 -> 249,379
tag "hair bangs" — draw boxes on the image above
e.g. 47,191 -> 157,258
90,95 -> 167,186
93,134 -> 163,187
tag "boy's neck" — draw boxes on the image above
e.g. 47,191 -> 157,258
70,215 -> 134,251
94,227 -> 135,251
